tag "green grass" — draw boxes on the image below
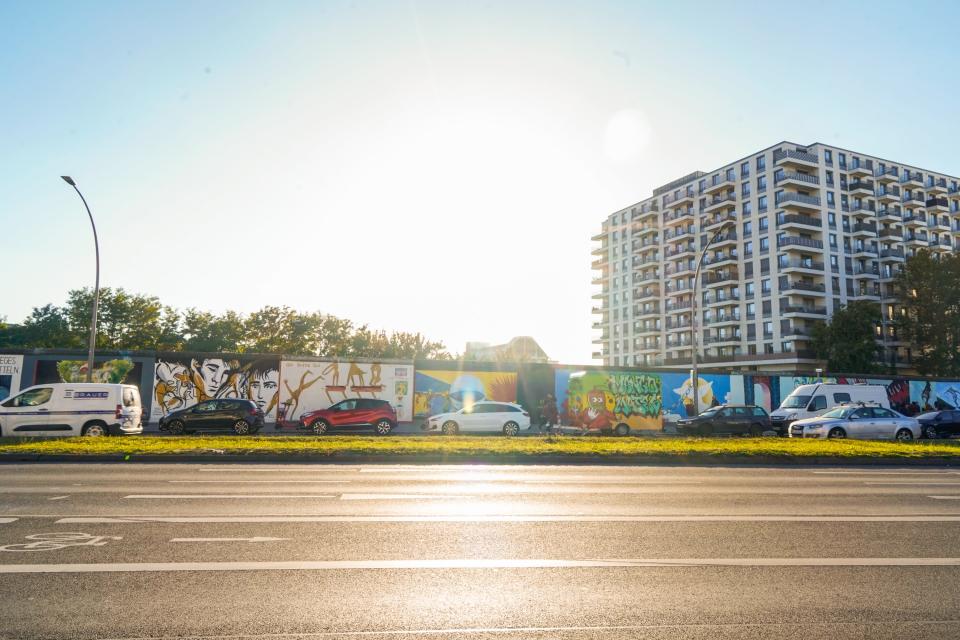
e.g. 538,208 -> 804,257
1,435 -> 960,460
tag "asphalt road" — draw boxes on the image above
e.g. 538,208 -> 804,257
2,463 -> 960,639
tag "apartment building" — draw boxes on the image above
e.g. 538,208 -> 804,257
591,141 -> 960,372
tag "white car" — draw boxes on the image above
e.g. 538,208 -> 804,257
0,383 -> 143,437
790,405 -> 920,441
426,402 -> 530,436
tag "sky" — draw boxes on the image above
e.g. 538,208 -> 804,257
2,0 -> 960,364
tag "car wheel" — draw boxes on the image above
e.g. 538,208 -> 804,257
167,420 -> 185,436
233,420 -> 251,436
614,423 -> 630,437
502,421 -> 520,437
82,422 -> 108,437
374,419 -> 394,436
749,424 -> 764,437
827,427 -> 846,439
441,421 -> 458,435
923,425 -> 939,440
895,428 -> 914,442
312,420 -> 329,436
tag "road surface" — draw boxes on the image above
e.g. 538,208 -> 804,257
1,462 -> 959,639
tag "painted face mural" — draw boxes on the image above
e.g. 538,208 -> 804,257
192,358 -> 229,400
247,367 -> 280,414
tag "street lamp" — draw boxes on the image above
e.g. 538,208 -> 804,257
690,219 -> 736,417
60,176 -> 100,383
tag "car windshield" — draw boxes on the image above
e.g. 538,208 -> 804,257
779,395 -> 811,409
821,407 -> 852,419
698,408 -> 720,418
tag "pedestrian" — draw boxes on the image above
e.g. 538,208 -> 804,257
541,393 -> 560,434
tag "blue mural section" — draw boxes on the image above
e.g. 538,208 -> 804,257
660,373 -> 733,421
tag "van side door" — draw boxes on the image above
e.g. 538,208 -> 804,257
0,388 -> 57,435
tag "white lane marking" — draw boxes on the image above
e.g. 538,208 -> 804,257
169,480 -> 350,484
123,495 -> 337,500
929,496 -> 960,500
55,514 -> 960,524
0,518 -> 18,523
197,468 -> 360,473
48,496 -> 70,501
867,482 -> 960,486
813,471 -> 958,475
4,557 -> 960,574
339,494 -> 470,501
521,480 -> 704,485
170,537 -> 289,543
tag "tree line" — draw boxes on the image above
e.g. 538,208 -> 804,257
0,288 -> 454,360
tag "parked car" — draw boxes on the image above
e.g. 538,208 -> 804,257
789,404 -> 919,441
0,383 -> 142,437
160,399 -> 264,435
425,401 -> 530,436
917,410 -> 960,439
770,383 -> 890,432
676,404 -> 773,436
299,398 -> 397,435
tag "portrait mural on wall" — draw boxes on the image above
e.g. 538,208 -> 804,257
413,370 -> 518,418
151,356 -> 280,423
554,369 -> 662,432
276,360 -> 414,425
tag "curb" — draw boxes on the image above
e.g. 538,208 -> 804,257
1,453 -> 959,467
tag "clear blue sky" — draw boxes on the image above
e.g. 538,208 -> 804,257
2,0 -> 959,363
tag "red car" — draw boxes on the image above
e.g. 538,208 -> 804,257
299,398 -> 397,435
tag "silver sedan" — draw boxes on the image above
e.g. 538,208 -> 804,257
789,406 -> 920,441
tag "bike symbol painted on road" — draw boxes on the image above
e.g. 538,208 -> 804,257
0,532 -> 122,552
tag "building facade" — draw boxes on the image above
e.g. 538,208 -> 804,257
591,141 -> 960,372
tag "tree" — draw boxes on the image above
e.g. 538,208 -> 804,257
8,304 -> 80,349
812,300 -> 881,374
182,310 -> 245,353
894,251 -> 960,376
64,288 -> 183,351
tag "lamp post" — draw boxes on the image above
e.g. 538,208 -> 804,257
690,219 -> 736,417
60,176 -> 100,383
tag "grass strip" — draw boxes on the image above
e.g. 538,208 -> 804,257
1,435 -> 959,459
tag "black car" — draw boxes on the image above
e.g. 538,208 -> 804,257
159,399 -> 265,435
676,404 -> 773,436
917,410 -> 960,439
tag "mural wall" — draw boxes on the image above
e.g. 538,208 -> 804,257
909,380 -> 960,412
151,355 -> 280,423
0,354 -> 23,401
36,358 -> 141,385
555,369 -> 661,432
660,373 -> 734,421
277,360 -> 415,425
414,369 -> 518,418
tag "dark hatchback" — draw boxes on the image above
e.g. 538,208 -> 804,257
676,404 -> 774,436
159,399 -> 265,435
917,410 -> 960,439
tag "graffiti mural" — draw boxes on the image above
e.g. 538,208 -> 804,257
151,356 -> 280,423
277,360 -> 414,425
0,354 -> 23,401
414,370 -> 518,418
555,369 -> 661,432
660,373 -> 732,421
909,380 -> 960,412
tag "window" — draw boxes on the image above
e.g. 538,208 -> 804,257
752,407 -> 768,417
833,393 -> 851,404
873,407 -> 896,419
742,182 -> 751,197
829,233 -> 837,248
830,255 -> 839,268
826,170 -> 834,186
194,401 -> 218,413
757,175 -> 767,191
2,387 -> 53,408
759,217 -> 769,231
743,221 -> 752,236
746,302 -> 756,316
743,201 -> 752,215
809,396 -> 827,411
335,399 -> 358,411
756,155 -> 766,171
744,240 -> 753,255
123,387 -> 138,407
828,212 -> 836,227
824,149 -> 833,164
761,278 -> 771,294
746,282 -> 755,296
826,191 -> 835,206
758,196 -> 768,212
741,161 -> 750,177
726,167 -> 736,181
759,237 -> 769,251
838,152 -> 846,169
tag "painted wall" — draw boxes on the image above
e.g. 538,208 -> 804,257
151,355 -> 280,423
0,354 -> 23,401
660,373 -> 733,421
277,360 -> 415,424
413,369 -> 518,418
555,369 -> 662,432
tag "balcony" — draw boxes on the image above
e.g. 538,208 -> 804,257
591,258 -> 608,270
636,306 -> 660,318
774,149 -> 819,168
664,208 -> 696,227
775,171 -> 820,189
633,288 -> 659,301
702,272 -> 740,288
635,204 -> 659,221
848,179 -> 875,196
851,245 -> 879,257
929,238 -> 952,254
591,351 -> 603,360
634,271 -> 659,283
778,235 -> 824,250
665,263 -> 694,277
928,179 -> 948,195
591,243 -> 607,256
633,223 -> 659,237
878,208 -> 901,222
926,197 -> 950,212
929,216 -> 952,232
876,186 -> 901,203
880,248 -> 905,261
665,301 -> 693,313
782,305 -> 828,317
703,193 -> 737,213
779,259 -> 825,273
902,193 -> 926,208
664,227 -> 694,242
702,175 -> 736,195
849,203 -> 876,219
847,159 -> 874,177
904,232 -> 929,247
666,245 -> 695,259
703,335 -> 742,346
777,213 -> 822,231
708,314 -> 742,327
663,190 -> 695,209
776,192 -> 822,211
902,212 -> 927,228
853,266 -> 880,279
706,293 -> 741,307
703,252 -> 739,268
851,222 -> 877,237
900,172 -> 924,188
853,290 -> 881,301
878,227 -> 902,241
782,280 -> 826,295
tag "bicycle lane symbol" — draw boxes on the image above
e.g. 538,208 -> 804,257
0,532 -> 123,552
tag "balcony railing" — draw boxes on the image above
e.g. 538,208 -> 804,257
775,171 -> 820,186
778,236 -> 824,249
852,222 -> 878,234
779,259 -> 825,270
784,281 -> 826,292
777,213 -> 822,228
774,149 -> 819,164
880,248 -> 905,259
848,180 -> 875,192
782,305 -> 827,315
926,198 -> 949,209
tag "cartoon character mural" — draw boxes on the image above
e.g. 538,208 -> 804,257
277,360 -> 414,424
660,373 -> 732,421
414,370 -> 518,418
0,354 -> 23,401
151,356 -> 280,423
555,369 -> 661,432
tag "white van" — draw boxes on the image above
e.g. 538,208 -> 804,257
0,383 -> 143,437
771,383 -> 890,433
